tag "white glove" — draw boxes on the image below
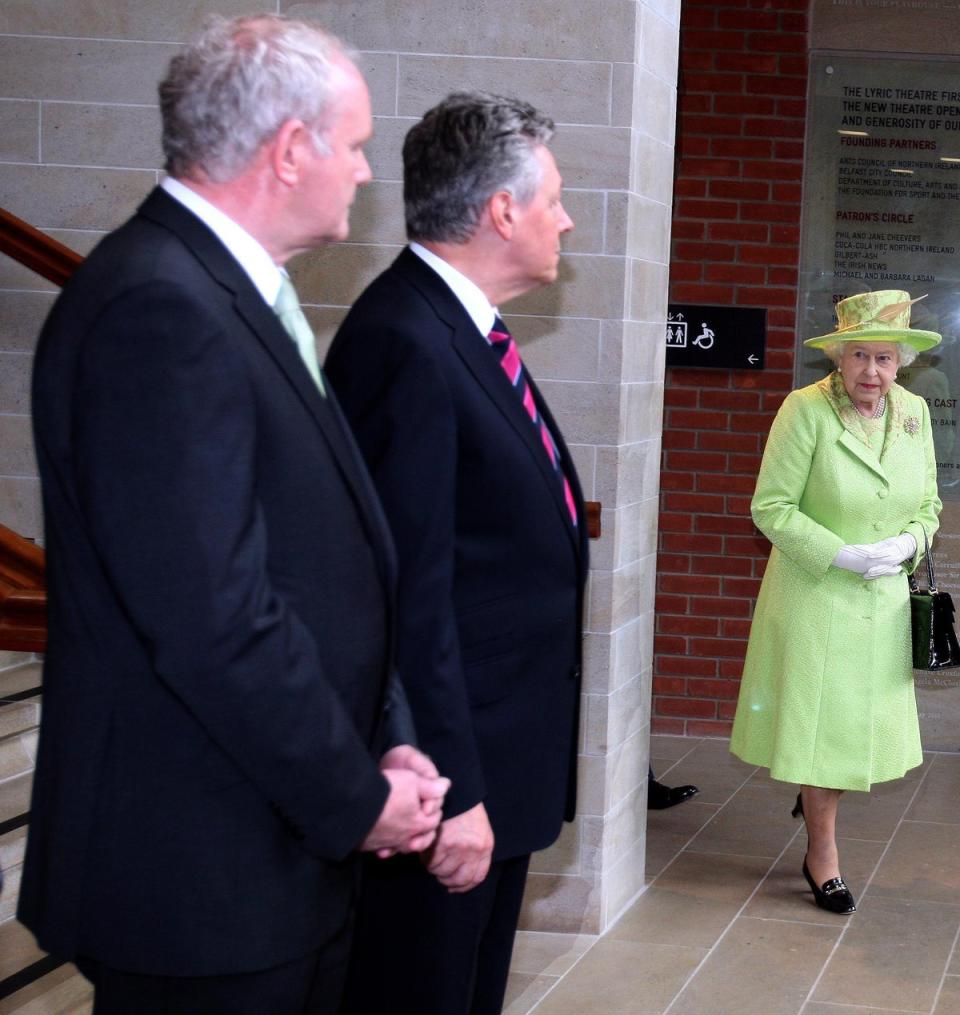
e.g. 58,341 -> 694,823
832,532 -> 917,580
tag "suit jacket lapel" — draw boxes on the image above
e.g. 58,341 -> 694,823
394,250 -> 582,555
137,188 -> 397,589
139,189 -> 331,432
233,287 -> 397,565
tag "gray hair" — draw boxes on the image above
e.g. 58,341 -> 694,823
403,91 -> 555,243
823,340 -> 918,367
160,14 -> 351,182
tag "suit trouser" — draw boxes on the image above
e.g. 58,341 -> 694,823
344,852 -> 531,1015
75,916 -> 353,1015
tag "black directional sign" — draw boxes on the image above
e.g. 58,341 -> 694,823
665,304 -> 766,370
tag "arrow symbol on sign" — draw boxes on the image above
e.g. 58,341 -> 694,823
747,354 -> 758,364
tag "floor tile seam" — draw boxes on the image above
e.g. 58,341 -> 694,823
798,755 -> 937,1012
525,938 -> 602,1013
925,916 -> 960,1014
862,890 -> 960,912
659,812 -> 807,1014
647,766 -> 766,876
737,913 -> 856,930
506,970 -> 560,1013
898,818 -> 960,827
515,929 -> 600,942
672,846 -> 786,861
649,744 -> 705,775
650,733 -> 707,749
800,1003 -> 926,1013
0,765 -> 31,780
649,778 -> 801,874
601,776 -> 769,995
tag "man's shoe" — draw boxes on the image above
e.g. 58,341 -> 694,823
647,779 -> 699,810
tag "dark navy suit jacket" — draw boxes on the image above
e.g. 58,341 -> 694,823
20,188 -> 404,975
326,248 -> 586,860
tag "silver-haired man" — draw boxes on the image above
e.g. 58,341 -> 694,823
326,91 -> 587,1015
19,14 -> 447,1013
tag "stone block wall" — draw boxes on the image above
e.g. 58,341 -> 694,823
0,3 -> 226,538
0,0 -> 680,934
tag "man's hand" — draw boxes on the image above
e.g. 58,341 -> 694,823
425,802 -> 494,894
369,745 -> 448,859
380,744 -> 441,802
361,768 -> 450,856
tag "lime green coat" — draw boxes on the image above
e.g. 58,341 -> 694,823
730,374 -> 941,791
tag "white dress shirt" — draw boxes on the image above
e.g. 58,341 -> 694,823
161,177 -> 283,306
408,242 -> 499,338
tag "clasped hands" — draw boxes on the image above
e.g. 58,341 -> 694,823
832,532 -> 917,580
361,745 -> 494,894
360,744 -> 450,858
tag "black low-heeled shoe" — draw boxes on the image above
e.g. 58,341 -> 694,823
648,779 -> 699,810
802,858 -> 857,915
791,791 -> 803,818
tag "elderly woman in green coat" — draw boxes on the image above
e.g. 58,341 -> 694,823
730,290 -> 942,915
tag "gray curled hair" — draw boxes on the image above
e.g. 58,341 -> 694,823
822,340 -> 918,367
403,91 -> 555,243
160,14 -> 350,182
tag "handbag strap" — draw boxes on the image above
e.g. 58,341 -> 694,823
908,527 -> 937,594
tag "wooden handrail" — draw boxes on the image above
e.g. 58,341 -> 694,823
585,501 -> 601,539
0,204 -> 69,651
0,206 -> 84,288
0,523 -> 46,652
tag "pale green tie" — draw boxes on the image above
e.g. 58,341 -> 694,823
274,275 -> 326,397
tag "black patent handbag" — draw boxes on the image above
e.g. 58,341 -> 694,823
909,529 -> 960,671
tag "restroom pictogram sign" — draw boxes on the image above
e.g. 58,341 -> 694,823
665,304 -> 766,370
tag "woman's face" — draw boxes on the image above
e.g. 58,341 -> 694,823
839,341 -> 900,404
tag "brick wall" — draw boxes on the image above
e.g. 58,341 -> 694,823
653,0 -> 809,736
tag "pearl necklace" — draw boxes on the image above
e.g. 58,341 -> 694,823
873,395 -> 886,418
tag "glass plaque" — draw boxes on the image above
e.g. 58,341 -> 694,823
797,55 -> 960,749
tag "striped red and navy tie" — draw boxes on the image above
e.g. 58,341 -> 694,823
487,318 -> 578,527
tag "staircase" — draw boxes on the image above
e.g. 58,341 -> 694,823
0,653 -> 92,1012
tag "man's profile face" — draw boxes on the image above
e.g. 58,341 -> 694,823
508,145 -> 574,293
300,59 -> 373,244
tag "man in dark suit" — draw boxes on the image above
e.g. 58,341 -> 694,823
326,91 -> 587,1015
18,15 -> 448,1013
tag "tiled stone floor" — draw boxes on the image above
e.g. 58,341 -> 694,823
503,735 -> 960,1014
5,734 -> 960,1013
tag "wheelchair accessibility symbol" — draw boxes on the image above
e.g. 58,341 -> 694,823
693,324 -> 714,349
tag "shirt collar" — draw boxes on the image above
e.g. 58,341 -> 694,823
161,177 -> 283,306
408,242 -> 498,338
